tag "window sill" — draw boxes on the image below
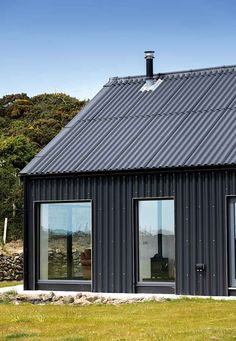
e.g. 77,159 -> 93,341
38,280 -> 91,284
136,282 -> 175,294
36,280 -> 92,291
137,281 -> 175,287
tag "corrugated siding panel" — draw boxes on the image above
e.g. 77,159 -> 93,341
21,66 -> 236,176
25,169 -> 236,295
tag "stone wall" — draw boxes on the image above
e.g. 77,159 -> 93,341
0,291 -> 168,305
45,249 -> 91,280
0,253 -> 23,281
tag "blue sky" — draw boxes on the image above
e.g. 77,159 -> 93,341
1,0 -> 236,100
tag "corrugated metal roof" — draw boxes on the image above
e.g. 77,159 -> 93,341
20,65 -> 236,175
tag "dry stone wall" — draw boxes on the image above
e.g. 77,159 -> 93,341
0,291 -> 168,305
0,252 -> 23,281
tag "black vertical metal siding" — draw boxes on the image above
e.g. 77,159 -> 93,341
24,168 -> 236,295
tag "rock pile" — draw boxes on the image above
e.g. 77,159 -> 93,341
0,292 -> 164,305
0,253 -> 23,281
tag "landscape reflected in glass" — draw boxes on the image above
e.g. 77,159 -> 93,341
40,202 -> 92,280
138,199 -> 175,282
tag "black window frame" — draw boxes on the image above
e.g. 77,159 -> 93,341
133,196 -> 176,294
34,199 -> 93,291
227,196 -> 236,289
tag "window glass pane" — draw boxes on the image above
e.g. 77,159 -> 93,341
234,203 -> 236,278
40,202 -> 92,280
138,199 -> 175,282
228,199 -> 236,287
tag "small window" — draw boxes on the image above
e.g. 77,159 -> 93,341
39,202 -> 92,281
138,199 -> 175,282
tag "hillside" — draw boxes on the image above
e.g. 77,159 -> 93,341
0,93 -> 88,240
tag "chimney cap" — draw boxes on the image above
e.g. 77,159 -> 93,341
144,50 -> 155,59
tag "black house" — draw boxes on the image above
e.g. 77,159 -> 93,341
20,52 -> 236,296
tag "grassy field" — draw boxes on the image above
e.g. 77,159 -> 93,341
0,299 -> 236,340
0,282 -> 22,288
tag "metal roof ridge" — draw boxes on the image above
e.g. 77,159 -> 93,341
107,64 -> 236,83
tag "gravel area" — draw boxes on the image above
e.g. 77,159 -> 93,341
0,285 -> 236,304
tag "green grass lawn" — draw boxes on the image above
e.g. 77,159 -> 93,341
0,299 -> 236,340
0,282 -> 22,288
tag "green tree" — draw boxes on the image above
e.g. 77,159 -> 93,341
0,162 -> 23,240
0,135 -> 38,170
0,92 -> 87,240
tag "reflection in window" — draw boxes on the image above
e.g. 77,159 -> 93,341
138,200 -> 175,282
40,202 -> 92,280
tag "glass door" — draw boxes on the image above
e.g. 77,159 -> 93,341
137,199 -> 175,283
228,198 -> 236,287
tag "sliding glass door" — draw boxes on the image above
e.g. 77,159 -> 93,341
137,199 -> 175,283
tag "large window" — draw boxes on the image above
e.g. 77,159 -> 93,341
228,198 -> 236,287
138,199 -> 175,282
39,202 -> 92,281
